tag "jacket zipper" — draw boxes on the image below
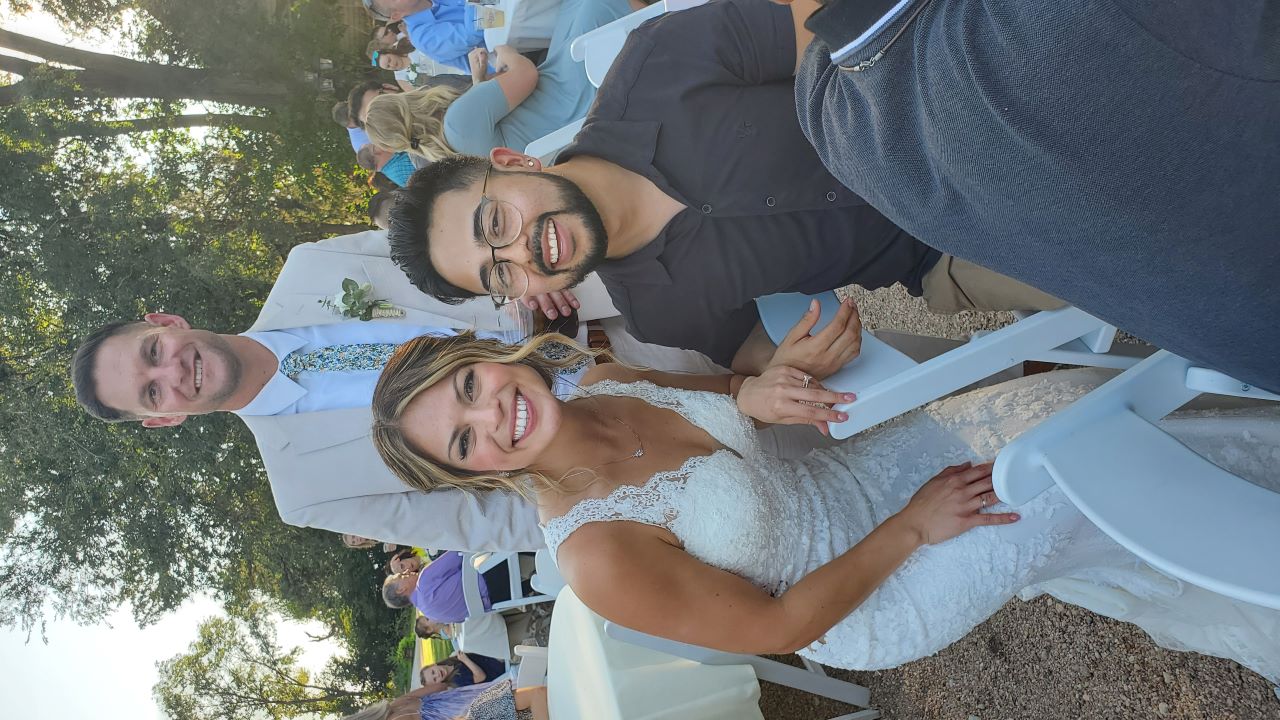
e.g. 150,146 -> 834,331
842,0 -> 935,73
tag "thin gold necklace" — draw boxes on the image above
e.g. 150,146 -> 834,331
584,399 -> 645,467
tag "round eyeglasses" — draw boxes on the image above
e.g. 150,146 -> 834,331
478,166 -> 530,309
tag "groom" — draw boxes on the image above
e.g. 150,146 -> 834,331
69,229 -> 623,553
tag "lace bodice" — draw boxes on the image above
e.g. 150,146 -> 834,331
538,373 -> 1280,681
540,380 -> 808,590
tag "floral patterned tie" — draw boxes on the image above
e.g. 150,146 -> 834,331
279,343 -> 400,380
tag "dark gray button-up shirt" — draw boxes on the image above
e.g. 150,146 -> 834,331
560,0 -> 938,367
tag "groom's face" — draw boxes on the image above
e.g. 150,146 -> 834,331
92,314 -> 244,427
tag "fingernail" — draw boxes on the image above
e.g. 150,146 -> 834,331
838,413 -> 848,421
560,306 -> 570,314
571,300 -> 581,308
809,299 -> 818,312
546,310 -> 557,319
843,393 -> 856,401
1010,514 -> 1021,521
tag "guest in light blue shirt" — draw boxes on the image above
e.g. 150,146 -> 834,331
365,0 -> 483,77
363,0 -> 634,162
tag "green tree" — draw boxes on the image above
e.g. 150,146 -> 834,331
154,602 -> 381,720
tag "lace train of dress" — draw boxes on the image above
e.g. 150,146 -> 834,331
540,369 -> 1280,682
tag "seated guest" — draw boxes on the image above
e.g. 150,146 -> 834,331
789,0 -> 1280,392
370,21 -> 415,56
420,650 -> 507,689
415,615 -> 457,641
369,191 -> 399,230
348,80 -> 403,128
331,102 -> 372,153
363,0 -> 484,80
385,0 -> 1061,377
370,45 -> 468,91
388,547 -> 425,574
358,144 -> 416,187
424,679 -> 548,720
336,681 -> 549,720
365,0 -> 635,160
383,550 -> 524,622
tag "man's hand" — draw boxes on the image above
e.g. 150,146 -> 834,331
468,47 -> 490,83
523,289 -> 580,320
767,297 -> 862,380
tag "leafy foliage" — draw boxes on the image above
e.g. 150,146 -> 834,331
0,0 -> 410,705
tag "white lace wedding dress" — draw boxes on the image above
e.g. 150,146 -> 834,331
541,369 -> 1280,682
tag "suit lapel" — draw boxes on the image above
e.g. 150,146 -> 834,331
243,407 -> 374,455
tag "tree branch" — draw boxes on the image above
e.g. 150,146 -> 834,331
0,29 -> 161,74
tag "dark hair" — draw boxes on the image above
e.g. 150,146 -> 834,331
347,80 -> 397,128
386,155 -> 490,305
356,144 -> 379,172
331,101 -> 351,127
369,191 -> 398,228
70,320 -> 145,422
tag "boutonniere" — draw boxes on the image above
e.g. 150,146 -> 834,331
319,278 -> 406,321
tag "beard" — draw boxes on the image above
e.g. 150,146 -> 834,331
200,333 -> 243,408
523,171 -> 608,288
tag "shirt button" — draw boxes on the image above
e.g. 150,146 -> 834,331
765,196 -> 776,207
701,203 -> 713,214
826,191 -> 837,202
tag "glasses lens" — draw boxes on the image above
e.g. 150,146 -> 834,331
488,262 -> 528,306
482,197 -> 522,247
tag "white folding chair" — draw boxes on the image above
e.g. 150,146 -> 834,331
524,118 -> 585,165
530,548 -> 568,596
462,551 -> 554,617
513,644 -> 549,688
570,0 -> 709,88
603,622 -> 880,719
994,350 -> 1280,609
757,291 -> 1147,439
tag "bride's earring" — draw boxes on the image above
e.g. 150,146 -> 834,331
525,159 -> 535,167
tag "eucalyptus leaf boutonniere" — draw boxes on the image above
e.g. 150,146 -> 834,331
319,278 -> 406,321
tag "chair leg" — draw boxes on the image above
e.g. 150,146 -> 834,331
828,711 -> 881,720
746,656 -> 872,708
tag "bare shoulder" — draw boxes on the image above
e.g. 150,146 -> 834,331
557,521 -> 678,595
583,362 -> 643,385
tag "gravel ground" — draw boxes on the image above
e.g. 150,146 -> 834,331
755,285 -> 1279,720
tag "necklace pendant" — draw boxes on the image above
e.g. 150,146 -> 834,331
634,449 -> 644,457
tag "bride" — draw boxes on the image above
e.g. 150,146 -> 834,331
369,331 -> 1280,683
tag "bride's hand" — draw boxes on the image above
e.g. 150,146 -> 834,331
896,462 -> 1019,545
736,365 -> 854,434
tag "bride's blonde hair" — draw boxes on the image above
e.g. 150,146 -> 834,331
371,332 -> 602,497
363,85 -> 462,162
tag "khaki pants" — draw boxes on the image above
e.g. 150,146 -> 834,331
921,255 -> 1066,313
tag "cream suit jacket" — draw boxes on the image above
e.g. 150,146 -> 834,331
241,230 -> 618,552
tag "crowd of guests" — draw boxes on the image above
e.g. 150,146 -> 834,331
340,533 -> 546,719
70,0 -> 1278,717
336,0 -> 646,232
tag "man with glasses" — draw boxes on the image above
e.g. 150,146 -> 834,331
387,0 -> 1061,376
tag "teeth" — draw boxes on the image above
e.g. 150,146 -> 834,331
513,392 -> 529,443
194,357 -> 203,391
547,220 -> 559,265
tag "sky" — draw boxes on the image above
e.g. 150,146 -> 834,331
0,8 -> 338,720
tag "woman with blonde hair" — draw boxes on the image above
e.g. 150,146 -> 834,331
364,0 -> 637,162
364,85 -> 464,163
369,330 -> 1280,684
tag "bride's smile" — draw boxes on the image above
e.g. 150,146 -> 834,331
400,361 -> 563,472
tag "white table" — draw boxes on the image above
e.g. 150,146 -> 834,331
547,589 -> 764,720
481,0 -> 564,52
